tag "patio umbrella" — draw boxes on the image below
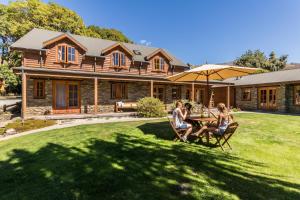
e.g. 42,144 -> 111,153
167,64 -> 258,116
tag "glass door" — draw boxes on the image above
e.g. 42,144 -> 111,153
55,81 -> 67,109
259,87 -> 277,110
53,80 -> 80,114
153,85 -> 165,102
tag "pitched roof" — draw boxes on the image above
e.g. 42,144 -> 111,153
226,68 -> 300,86
42,33 -> 88,51
11,28 -> 187,67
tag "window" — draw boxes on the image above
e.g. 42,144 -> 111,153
172,86 -> 181,99
295,85 -> 300,105
57,45 -> 76,63
121,53 -> 126,66
34,80 -> 45,99
111,83 -> 128,99
154,59 -> 160,70
160,58 -> 165,70
154,58 -> 165,71
68,46 -> 76,62
112,52 -> 126,67
57,45 -> 66,62
113,52 -> 119,66
242,88 -> 251,101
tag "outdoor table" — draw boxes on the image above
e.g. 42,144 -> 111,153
188,116 -> 217,127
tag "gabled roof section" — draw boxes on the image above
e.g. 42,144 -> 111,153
11,28 -> 187,67
101,42 -> 133,56
146,48 -> 173,61
42,33 -> 88,51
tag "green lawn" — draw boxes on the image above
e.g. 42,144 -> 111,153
0,113 -> 299,200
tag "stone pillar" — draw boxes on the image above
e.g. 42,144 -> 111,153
277,84 -> 286,112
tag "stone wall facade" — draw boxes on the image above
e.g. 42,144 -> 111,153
235,84 -> 300,114
286,84 -> 300,114
236,86 -> 258,110
26,79 -> 53,116
25,78 -> 196,116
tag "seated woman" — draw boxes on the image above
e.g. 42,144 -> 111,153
172,101 -> 193,142
195,103 -> 233,144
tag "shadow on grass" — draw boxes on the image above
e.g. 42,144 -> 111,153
0,130 -> 299,199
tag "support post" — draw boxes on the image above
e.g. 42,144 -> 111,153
227,85 -> 230,110
94,77 -> 98,114
191,82 -> 195,102
21,73 -> 27,120
206,75 -> 211,117
150,80 -> 154,97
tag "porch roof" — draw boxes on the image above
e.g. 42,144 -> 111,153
226,68 -> 300,86
13,67 -> 233,85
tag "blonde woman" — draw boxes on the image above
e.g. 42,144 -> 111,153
196,103 -> 232,143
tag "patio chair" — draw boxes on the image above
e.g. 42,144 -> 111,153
167,117 -> 187,142
213,122 -> 239,151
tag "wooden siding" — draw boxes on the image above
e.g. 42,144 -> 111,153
22,39 -> 186,77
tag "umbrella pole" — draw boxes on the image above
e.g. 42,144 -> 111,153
206,75 -> 211,117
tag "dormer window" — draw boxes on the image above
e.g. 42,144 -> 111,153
58,45 -> 66,62
112,52 -> 126,67
68,46 -> 76,62
57,45 -> 76,63
154,58 -> 165,71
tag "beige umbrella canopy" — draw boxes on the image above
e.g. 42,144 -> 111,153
167,64 -> 258,115
168,64 -> 257,82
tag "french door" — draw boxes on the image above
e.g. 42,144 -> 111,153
153,85 -> 165,102
53,80 -> 81,114
195,88 -> 205,104
258,87 -> 277,110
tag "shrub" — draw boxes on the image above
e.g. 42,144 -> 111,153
137,97 -> 166,118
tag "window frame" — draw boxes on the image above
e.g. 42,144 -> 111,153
241,87 -> 251,101
57,45 -> 77,63
294,85 -> 300,106
160,58 -> 165,71
57,45 -> 66,62
33,79 -> 45,99
67,46 -> 76,63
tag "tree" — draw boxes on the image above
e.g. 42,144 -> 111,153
0,0 -> 132,65
0,0 -> 132,94
0,64 -> 20,94
234,50 -> 288,71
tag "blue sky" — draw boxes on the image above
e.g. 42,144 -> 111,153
1,0 -> 300,64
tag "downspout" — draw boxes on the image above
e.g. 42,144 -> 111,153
39,50 -> 43,68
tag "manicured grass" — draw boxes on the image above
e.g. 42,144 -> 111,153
0,113 -> 299,200
3,119 -> 56,133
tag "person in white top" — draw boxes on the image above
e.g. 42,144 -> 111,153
172,101 -> 193,142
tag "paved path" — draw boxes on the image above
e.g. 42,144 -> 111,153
0,117 -> 163,142
0,97 -> 21,106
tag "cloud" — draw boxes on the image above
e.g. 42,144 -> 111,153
140,39 -> 152,46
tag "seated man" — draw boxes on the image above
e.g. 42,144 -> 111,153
195,103 -> 233,143
172,101 -> 193,142
183,102 -> 200,129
